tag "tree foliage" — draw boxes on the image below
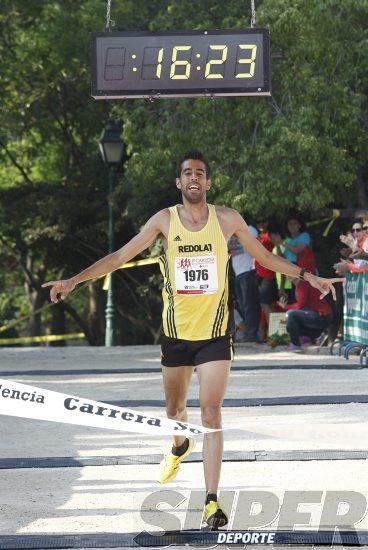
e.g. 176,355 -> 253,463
118,0 -> 368,221
0,0 -> 367,343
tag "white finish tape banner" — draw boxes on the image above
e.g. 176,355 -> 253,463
0,378 -> 216,436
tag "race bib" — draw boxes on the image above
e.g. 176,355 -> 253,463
175,255 -> 218,295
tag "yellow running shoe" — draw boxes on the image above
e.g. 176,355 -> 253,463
157,438 -> 195,484
203,500 -> 228,529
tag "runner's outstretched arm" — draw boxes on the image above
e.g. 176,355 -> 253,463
42,210 -> 167,302
230,210 -> 344,300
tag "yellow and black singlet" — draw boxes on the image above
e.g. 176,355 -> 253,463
159,204 -> 231,341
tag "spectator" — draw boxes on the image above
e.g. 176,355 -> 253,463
335,219 -> 368,275
335,259 -> 368,274
228,222 -> 260,342
272,211 -> 315,302
256,221 -> 283,334
282,211 -> 312,265
233,306 -> 247,342
277,273 -> 333,352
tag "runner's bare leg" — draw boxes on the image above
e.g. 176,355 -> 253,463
197,360 -> 231,493
162,365 -> 194,447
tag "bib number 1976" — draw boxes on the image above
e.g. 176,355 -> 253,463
175,256 -> 218,295
184,269 -> 209,282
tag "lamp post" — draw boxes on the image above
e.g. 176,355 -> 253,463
99,119 -> 124,346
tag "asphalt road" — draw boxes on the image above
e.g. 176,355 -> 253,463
0,345 -> 367,549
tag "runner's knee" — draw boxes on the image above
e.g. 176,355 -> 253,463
201,405 -> 222,429
166,403 -> 187,419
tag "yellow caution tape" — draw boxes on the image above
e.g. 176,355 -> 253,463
322,209 -> 340,237
102,273 -> 111,291
0,333 -> 85,345
2,258 -> 160,332
307,217 -> 332,226
0,302 -> 54,334
103,257 -> 160,290
307,209 -> 340,236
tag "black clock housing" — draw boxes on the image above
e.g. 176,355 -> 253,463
91,29 -> 271,99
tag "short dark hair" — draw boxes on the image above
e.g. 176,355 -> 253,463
285,210 -> 307,236
177,150 -> 210,178
267,220 -> 283,236
352,218 -> 363,228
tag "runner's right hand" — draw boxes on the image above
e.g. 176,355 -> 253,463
42,278 -> 76,303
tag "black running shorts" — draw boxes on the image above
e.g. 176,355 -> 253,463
161,335 -> 233,367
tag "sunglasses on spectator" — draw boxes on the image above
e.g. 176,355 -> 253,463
363,226 -> 368,231
352,228 -> 362,232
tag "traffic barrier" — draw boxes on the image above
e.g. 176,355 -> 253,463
337,273 -> 368,367
344,272 -> 368,344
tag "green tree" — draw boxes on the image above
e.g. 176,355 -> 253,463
0,0 -> 367,344
117,0 -> 367,221
0,0 -> 166,343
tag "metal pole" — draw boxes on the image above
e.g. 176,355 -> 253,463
105,164 -> 116,346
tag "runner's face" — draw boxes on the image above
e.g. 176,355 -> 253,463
176,159 -> 211,203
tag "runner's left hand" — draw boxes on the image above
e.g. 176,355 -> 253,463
306,274 -> 345,300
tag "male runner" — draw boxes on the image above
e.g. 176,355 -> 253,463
43,151 -> 342,529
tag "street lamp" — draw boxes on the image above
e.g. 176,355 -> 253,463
99,119 -> 124,346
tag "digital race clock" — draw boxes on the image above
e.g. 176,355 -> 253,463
91,29 -> 271,99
